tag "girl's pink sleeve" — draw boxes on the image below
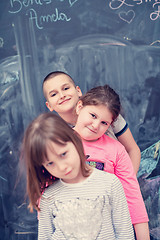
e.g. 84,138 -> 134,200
114,144 -> 149,224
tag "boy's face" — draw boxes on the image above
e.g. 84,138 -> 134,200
75,102 -> 113,141
44,74 -> 82,114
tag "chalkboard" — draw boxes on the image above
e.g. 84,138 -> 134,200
0,1 -> 160,239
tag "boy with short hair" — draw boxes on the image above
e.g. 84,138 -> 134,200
42,71 -> 141,173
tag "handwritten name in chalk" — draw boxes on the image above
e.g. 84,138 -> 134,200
9,0 -> 78,14
9,0 -> 51,14
26,8 -> 71,29
150,2 -> 160,20
109,0 -> 157,10
109,0 -> 160,21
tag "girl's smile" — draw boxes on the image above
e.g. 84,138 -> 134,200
75,103 -> 113,141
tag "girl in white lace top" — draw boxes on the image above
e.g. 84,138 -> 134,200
21,112 -> 134,240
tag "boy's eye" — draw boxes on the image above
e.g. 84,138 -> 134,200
64,86 -> 69,91
51,93 -> 56,97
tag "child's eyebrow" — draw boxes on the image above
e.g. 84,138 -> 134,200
48,83 -> 70,95
104,120 -> 112,125
49,89 -> 56,95
91,111 -> 112,125
61,83 -> 70,87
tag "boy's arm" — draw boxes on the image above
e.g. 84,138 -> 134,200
117,128 -> 141,174
112,114 -> 141,174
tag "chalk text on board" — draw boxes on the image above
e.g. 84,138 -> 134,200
9,0 -> 78,14
150,2 -> 160,20
26,8 -> 71,29
109,0 -> 160,21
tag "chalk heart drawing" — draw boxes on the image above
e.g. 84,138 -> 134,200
69,0 -> 78,7
119,10 -> 135,24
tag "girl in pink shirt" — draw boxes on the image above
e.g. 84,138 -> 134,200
74,84 -> 150,240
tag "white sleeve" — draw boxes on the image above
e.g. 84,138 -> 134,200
38,198 -> 55,240
106,114 -> 128,139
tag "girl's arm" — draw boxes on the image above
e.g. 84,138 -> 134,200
117,128 -> 141,174
134,222 -> 150,240
115,144 -> 150,240
38,198 -> 55,240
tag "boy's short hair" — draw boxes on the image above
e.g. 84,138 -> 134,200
42,71 -> 76,100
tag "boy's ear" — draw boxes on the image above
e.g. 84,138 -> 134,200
76,100 -> 83,115
76,86 -> 82,97
45,101 -> 54,112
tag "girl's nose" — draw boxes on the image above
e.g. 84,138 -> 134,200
92,120 -> 100,131
57,163 -> 67,172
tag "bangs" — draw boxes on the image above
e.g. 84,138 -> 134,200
42,139 -> 67,164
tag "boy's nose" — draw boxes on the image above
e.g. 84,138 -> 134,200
59,91 -> 65,98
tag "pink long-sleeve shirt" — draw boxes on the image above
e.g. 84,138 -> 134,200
82,134 -> 149,224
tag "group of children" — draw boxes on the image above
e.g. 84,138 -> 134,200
21,71 -> 150,239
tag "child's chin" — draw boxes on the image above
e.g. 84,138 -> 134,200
84,137 -> 97,142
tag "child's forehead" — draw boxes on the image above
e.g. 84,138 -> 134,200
50,74 -> 74,84
46,140 -> 67,152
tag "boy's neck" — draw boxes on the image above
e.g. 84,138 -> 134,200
58,111 -> 78,126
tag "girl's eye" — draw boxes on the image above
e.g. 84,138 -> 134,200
90,113 -> 96,118
46,161 -> 54,167
61,151 -> 67,157
101,121 -> 108,125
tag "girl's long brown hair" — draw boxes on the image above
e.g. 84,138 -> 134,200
20,112 -> 90,212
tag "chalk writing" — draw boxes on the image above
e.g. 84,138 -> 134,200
8,0 -> 78,29
69,0 -> 78,7
150,2 -> 160,20
9,0 -> 78,14
26,8 -> 71,29
109,0 -> 159,21
109,0 -> 134,9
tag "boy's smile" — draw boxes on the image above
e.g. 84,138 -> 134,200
43,74 -> 82,115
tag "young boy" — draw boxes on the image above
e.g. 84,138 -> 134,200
42,71 -> 141,173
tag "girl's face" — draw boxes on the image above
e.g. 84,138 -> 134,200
75,102 -> 113,141
42,141 -> 85,184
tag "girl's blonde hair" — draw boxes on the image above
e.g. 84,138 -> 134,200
21,112 -> 90,212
